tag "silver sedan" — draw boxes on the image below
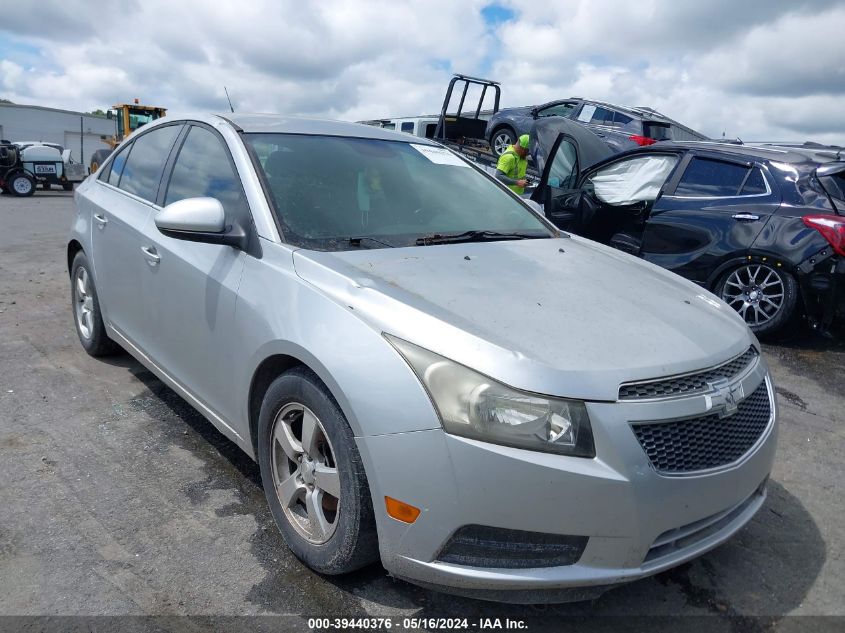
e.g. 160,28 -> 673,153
68,113 -> 776,603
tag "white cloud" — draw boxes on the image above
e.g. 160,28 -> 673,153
1,0 -> 843,144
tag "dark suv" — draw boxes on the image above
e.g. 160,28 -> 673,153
487,98 -> 708,156
531,137 -> 845,336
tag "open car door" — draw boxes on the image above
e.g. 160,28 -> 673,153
530,118 -> 615,230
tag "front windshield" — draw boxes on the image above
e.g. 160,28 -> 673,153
244,133 -> 553,250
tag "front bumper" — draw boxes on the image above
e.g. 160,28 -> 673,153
356,358 -> 777,602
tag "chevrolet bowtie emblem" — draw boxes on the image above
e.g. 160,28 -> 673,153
705,379 -> 744,417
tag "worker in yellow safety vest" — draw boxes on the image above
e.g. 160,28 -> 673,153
494,134 -> 530,194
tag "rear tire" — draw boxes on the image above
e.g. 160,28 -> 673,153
63,183 -> 74,191
9,172 -> 35,197
70,251 -> 122,357
257,368 -> 379,575
715,262 -> 799,337
491,127 -> 516,157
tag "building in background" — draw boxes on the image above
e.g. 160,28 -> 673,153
0,104 -> 114,167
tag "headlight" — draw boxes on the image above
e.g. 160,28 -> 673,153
387,335 -> 595,457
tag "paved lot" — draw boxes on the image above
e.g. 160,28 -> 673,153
0,193 -> 843,627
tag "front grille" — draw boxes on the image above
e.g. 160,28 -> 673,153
619,347 -> 758,400
436,525 -> 588,569
632,381 -> 771,474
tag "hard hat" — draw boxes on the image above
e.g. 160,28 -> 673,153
518,134 -> 530,149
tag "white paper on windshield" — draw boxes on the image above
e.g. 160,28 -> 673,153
411,144 -> 470,167
577,104 -> 596,122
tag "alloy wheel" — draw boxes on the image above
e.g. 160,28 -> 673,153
74,267 -> 95,340
493,133 -> 513,156
271,402 -> 341,544
721,264 -> 785,327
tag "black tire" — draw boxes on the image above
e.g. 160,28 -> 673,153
715,262 -> 800,337
62,183 -> 74,191
258,367 -> 378,575
491,127 -> 516,157
9,172 -> 35,197
70,251 -> 122,357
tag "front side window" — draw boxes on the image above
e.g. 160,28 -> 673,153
547,140 -> 578,189
537,103 -> 577,118
586,155 -> 679,206
674,157 -> 751,197
400,122 -> 415,134
118,125 -> 181,202
245,134 -> 553,250
164,126 -> 249,220
104,143 -> 131,186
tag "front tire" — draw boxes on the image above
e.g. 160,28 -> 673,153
716,262 -> 799,337
258,368 -> 378,575
70,251 -> 122,356
9,172 -> 35,197
491,127 -> 516,156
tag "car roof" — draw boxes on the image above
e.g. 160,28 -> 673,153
649,140 -> 844,166
215,113 -> 438,144
140,112 -> 440,145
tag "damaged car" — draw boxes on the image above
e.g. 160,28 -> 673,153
532,135 -> 845,336
70,114 -> 776,603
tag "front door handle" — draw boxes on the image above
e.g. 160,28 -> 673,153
141,246 -> 161,267
93,213 -> 108,228
732,213 -> 760,221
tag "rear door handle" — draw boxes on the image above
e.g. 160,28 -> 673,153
93,213 -> 108,227
141,246 -> 160,267
732,213 -> 760,221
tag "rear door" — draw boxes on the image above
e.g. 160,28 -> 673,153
88,123 -> 183,346
641,153 -> 780,285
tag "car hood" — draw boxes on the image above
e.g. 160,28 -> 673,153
292,237 -> 753,401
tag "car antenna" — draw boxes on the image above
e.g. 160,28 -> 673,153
224,86 -> 235,113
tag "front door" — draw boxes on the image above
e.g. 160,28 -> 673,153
641,154 -> 780,285
140,123 -> 254,428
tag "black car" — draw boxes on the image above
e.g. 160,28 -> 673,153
487,98 -> 708,157
531,137 -> 845,336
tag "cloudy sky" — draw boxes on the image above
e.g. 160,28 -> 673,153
2,0 -> 844,144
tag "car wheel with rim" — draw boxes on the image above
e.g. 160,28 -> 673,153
70,251 -> 122,356
492,128 -> 516,157
9,172 -> 35,197
716,262 -> 798,336
258,367 -> 378,574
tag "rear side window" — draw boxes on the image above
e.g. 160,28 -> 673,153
105,143 -> 131,186
740,168 -> 767,195
589,107 -> 615,125
674,158 -> 750,197
643,122 -> 672,141
164,125 -> 249,220
401,122 -> 414,134
117,125 -> 181,202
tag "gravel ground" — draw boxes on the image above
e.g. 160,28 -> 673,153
0,192 -> 842,630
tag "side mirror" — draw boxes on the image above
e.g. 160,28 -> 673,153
530,108 -> 539,118
155,197 -> 248,249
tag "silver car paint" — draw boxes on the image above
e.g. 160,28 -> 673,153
71,113 -> 776,598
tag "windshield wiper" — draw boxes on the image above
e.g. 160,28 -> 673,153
415,230 -> 545,246
347,236 -> 395,249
